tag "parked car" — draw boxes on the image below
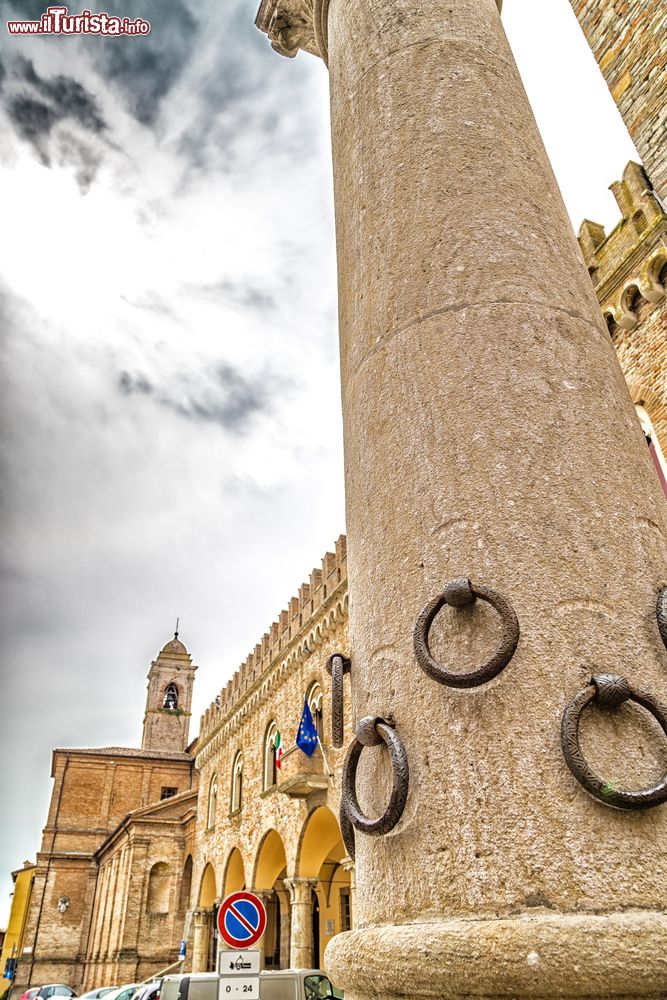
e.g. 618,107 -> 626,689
131,982 -> 161,1000
78,990 -> 117,1000
101,984 -> 139,1000
17,989 -> 40,1000
19,986 -> 77,1000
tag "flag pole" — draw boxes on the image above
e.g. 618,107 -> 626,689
317,735 -> 334,781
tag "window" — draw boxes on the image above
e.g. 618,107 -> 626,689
231,752 -> 243,813
264,721 -> 278,790
163,683 -> 179,709
160,786 -> 177,800
207,774 -> 218,829
303,976 -> 341,1000
146,862 -> 170,914
340,888 -> 351,932
307,681 -> 324,741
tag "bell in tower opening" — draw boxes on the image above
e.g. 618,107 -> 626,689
163,683 -> 179,710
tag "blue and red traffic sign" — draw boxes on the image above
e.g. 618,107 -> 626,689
217,891 -> 267,949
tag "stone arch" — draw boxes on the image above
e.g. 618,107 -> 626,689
617,282 -> 641,329
179,855 -> 193,912
198,862 -> 217,907
146,862 -> 171,914
295,805 -> 349,967
253,830 -> 289,970
253,828 -> 287,890
223,847 -> 246,897
296,806 -> 344,878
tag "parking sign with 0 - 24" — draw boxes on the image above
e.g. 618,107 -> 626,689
218,977 -> 259,999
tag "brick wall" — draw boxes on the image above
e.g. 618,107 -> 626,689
569,0 -> 667,200
578,162 -> 667,460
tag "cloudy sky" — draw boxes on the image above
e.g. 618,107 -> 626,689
0,0 -> 637,923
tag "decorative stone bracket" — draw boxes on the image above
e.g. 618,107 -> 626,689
255,0 -> 502,64
255,0 -> 330,63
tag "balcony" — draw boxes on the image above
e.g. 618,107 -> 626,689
274,744 -> 331,798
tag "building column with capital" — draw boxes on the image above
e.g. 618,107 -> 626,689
257,1 -> 667,998
284,878 -> 318,970
191,908 -> 214,973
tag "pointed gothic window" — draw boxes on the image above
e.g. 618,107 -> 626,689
163,683 -> 179,710
207,774 -> 218,830
307,681 -> 324,741
264,721 -> 278,790
231,751 -> 243,813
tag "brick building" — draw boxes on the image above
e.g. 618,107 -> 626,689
12,640 -> 198,992
11,540 -> 352,993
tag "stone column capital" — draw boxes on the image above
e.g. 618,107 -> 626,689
255,0 -> 503,64
255,0 -> 330,64
284,876 -> 319,904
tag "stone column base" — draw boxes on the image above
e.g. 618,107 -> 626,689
324,910 -> 667,999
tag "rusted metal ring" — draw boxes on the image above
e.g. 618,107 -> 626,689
325,653 -> 351,749
658,586 -> 667,653
561,673 -> 667,810
413,577 -> 520,688
340,717 -> 409,861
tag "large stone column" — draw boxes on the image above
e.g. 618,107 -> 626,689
256,1 -> 667,997
284,878 -> 317,969
191,908 -> 213,973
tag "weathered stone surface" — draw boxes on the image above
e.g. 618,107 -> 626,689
320,0 -> 667,995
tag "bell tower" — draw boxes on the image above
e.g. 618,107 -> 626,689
141,632 -> 197,753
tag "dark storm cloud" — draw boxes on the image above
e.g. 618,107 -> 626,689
118,363 -> 279,432
83,0 -> 198,126
1,55 -> 106,186
6,57 -> 106,139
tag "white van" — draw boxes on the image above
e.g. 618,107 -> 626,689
259,971 -> 342,1000
160,970 -> 342,1000
160,973 -> 219,1000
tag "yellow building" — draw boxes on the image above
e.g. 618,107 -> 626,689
0,863 -> 35,993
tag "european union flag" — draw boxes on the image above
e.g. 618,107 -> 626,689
296,697 -> 319,757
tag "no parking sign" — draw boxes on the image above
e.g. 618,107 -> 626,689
217,891 -> 267,949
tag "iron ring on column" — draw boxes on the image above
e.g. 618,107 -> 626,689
657,585 -> 667,652
340,716 -> 409,861
326,652 -> 351,749
561,673 -> 667,810
413,577 -> 520,688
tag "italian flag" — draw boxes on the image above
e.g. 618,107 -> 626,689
275,729 -> 284,770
